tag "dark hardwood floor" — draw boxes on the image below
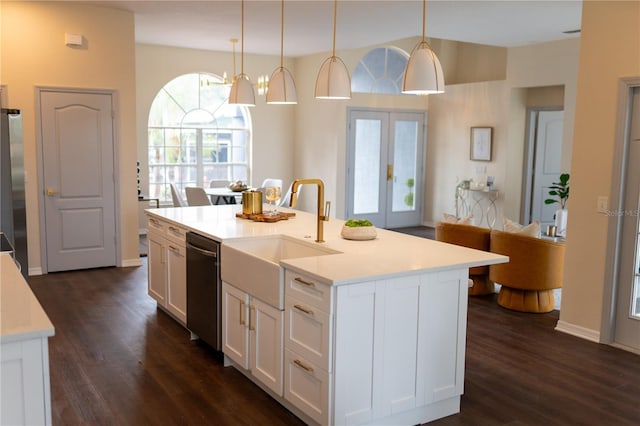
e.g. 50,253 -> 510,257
27,260 -> 640,425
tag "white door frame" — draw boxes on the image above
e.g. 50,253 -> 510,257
35,87 -> 121,274
601,77 -> 640,350
521,107 -> 564,224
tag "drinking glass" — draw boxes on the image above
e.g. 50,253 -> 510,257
265,186 -> 282,216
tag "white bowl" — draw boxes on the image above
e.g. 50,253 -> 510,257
341,225 -> 377,241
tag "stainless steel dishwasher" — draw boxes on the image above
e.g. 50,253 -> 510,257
186,232 -> 221,350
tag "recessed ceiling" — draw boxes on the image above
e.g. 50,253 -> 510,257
87,0 -> 583,56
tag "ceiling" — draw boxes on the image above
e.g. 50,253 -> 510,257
87,0 -> 583,57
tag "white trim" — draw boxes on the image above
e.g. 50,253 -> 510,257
28,267 -> 43,276
121,258 -> 143,268
555,320 -> 600,343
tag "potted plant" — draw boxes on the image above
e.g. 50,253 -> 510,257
341,218 -> 377,240
404,178 -> 415,207
544,173 -> 570,236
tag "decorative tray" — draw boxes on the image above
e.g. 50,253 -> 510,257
235,212 -> 296,223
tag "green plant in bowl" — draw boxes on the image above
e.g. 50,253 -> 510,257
345,219 -> 373,227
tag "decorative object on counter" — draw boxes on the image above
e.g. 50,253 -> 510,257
241,190 -> 262,215
470,126 -> 493,161
544,173 -> 570,237
315,0 -> 351,99
265,185 -> 282,216
229,180 -> 248,192
341,218 -> 377,240
402,0 -> 445,95
235,211 -> 295,223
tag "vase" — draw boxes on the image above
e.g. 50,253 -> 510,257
555,208 -> 568,237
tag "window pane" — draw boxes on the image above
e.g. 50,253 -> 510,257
148,73 -> 251,203
392,120 -> 418,212
353,119 -> 381,215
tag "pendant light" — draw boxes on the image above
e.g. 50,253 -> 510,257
402,0 -> 445,95
229,0 -> 256,106
315,0 -> 351,99
267,0 -> 297,104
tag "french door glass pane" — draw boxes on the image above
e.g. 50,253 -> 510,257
353,119 -> 381,215
392,120 -> 418,212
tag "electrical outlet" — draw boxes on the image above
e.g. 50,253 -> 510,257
597,196 -> 608,213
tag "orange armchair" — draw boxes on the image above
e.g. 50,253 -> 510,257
435,222 -> 494,295
489,229 -> 565,313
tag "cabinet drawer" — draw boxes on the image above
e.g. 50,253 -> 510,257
284,349 -> 330,426
284,270 -> 332,312
165,223 -> 186,244
285,296 -> 332,372
147,216 -> 166,233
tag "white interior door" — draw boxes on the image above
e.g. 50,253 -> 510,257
614,87 -> 640,351
528,110 -> 564,227
39,90 -> 117,272
346,109 -> 425,228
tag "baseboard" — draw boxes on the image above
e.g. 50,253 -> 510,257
555,320 -> 600,343
121,258 -> 143,268
28,267 -> 43,276
423,220 -> 436,228
139,228 -> 148,235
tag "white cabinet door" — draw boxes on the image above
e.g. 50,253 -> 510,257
250,297 -> 283,396
222,282 -> 249,369
147,232 -> 167,305
166,242 -> 186,323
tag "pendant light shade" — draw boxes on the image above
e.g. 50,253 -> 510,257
267,67 -> 297,104
402,42 -> 445,95
229,74 -> 256,106
267,0 -> 297,104
402,0 -> 445,95
315,56 -> 351,99
315,0 -> 351,99
229,0 -> 256,106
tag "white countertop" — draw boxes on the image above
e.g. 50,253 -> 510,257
147,205 -> 508,285
1,253 -> 55,343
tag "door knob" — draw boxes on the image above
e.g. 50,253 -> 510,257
387,165 -> 393,181
46,188 -> 58,196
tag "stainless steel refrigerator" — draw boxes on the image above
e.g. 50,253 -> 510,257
1,108 -> 28,276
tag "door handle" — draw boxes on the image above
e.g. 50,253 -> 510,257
387,165 -> 393,181
46,188 -> 58,196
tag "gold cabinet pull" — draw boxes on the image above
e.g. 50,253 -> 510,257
46,188 -> 58,196
240,301 -> 245,325
294,277 -> 315,287
294,304 -> 314,316
249,304 -> 256,331
293,359 -> 314,373
387,164 -> 393,181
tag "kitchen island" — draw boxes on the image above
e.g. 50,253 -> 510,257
1,253 -> 55,425
145,205 -> 507,425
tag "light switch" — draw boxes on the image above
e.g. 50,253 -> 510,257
597,196 -> 608,214
475,165 -> 487,174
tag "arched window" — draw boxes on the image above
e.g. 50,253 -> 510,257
351,47 -> 409,95
148,72 -> 251,203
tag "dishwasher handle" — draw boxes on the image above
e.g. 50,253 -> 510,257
186,242 -> 218,258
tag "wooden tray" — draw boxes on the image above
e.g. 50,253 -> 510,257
236,212 -> 296,223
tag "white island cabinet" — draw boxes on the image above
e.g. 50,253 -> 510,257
1,253 -> 55,426
283,268 -> 468,426
144,204 -> 508,426
147,216 -> 187,324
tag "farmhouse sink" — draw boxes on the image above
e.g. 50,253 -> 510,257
221,235 -> 341,309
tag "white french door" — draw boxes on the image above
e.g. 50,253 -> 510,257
345,109 -> 425,228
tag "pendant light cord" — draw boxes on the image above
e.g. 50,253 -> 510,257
280,0 -> 284,68
332,0 -> 337,57
240,0 -> 245,74
421,0 -> 426,44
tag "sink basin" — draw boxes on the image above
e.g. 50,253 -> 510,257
221,235 -> 340,309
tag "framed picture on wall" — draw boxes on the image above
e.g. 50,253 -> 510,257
470,127 -> 493,161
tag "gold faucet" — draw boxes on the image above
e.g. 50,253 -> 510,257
290,178 -> 331,243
